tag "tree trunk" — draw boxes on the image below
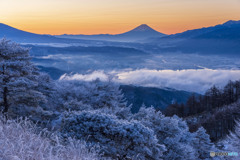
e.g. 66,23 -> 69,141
2,64 -> 9,114
2,87 -> 9,113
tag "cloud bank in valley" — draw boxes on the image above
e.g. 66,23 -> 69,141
60,69 -> 240,93
61,71 -> 110,82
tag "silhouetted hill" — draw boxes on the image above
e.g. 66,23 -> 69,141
171,20 -> 240,39
120,85 -> 194,113
0,23 -> 104,44
148,20 -> 240,55
26,45 -> 147,56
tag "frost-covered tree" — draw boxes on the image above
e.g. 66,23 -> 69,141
131,107 -> 197,160
52,79 -> 131,118
132,107 -> 220,160
0,39 -> 46,115
192,127 -> 215,159
36,72 -> 54,99
219,120 -> 240,156
61,111 -> 165,160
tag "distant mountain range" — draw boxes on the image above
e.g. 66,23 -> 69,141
162,20 -> 240,40
0,23 -> 165,43
147,20 -> 240,55
0,20 -> 240,54
56,24 -> 165,42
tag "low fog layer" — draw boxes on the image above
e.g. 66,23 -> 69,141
61,69 -> 240,94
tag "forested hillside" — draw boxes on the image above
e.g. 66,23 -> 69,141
166,81 -> 240,141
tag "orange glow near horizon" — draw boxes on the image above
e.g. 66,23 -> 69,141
1,0 -> 240,35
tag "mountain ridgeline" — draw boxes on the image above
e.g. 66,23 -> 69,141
0,23 -> 68,43
1,20 -> 240,55
148,20 -> 240,55
56,24 -> 165,42
0,23 -> 107,44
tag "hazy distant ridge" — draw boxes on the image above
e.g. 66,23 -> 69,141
56,24 -> 166,42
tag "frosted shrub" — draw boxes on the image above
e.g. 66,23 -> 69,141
0,116 -> 102,160
61,111 -> 165,160
131,107 -> 199,160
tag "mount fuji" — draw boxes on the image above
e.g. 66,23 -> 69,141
56,24 -> 166,42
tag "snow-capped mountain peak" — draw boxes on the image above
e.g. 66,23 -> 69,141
131,24 -> 155,32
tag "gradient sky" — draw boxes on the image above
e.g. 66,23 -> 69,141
1,0 -> 240,35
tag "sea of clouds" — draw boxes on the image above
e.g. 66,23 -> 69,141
60,69 -> 240,94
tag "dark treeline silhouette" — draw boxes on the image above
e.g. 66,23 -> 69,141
165,80 -> 240,141
166,80 -> 240,117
